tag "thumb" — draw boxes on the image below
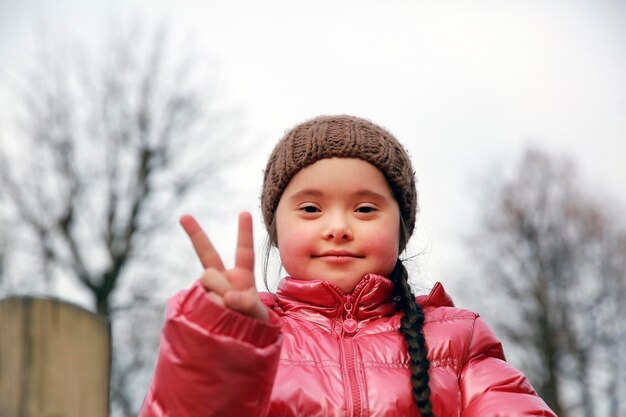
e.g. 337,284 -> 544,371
224,288 -> 269,322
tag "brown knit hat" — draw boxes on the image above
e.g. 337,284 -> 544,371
261,115 -> 418,245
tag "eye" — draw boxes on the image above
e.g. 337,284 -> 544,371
356,205 -> 377,214
299,204 -> 320,213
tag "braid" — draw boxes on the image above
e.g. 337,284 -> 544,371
392,260 -> 435,417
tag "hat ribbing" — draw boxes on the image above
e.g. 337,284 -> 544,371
261,115 -> 418,243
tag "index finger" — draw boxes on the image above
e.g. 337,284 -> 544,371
179,214 -> 225,271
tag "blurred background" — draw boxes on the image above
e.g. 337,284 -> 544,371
0,1 -> 624,416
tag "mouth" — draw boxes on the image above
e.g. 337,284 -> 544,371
314,250 -> 364,259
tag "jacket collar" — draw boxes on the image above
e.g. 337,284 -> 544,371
272,275 -> 455,321
275,274 -> 398,321
417,281 -> 455,308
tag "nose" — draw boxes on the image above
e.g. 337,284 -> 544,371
323,213 -> 353,241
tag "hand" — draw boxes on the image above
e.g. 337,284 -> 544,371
179,212 -> 268,322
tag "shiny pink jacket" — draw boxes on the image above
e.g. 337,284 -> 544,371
139,274 -> 556,417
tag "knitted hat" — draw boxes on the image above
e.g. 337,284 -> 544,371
261,115 -> 418,244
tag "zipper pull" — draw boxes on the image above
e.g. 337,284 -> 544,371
342,295 -> 358,334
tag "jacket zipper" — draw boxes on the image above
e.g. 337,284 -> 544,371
325,278 -> 370,417
340,293 -> 366,417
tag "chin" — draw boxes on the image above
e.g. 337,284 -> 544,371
332,277 -> 362,294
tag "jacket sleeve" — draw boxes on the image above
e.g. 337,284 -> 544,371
459,316 -> 557,417
138,281 -> 282,417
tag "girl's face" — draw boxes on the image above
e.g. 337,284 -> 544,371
275,158 -> 401,293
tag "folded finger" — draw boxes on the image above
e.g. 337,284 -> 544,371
224,288 -> 268,322
200,268 -> 233,295
205,291 -> 226,307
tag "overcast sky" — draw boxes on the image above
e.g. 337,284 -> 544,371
1,0 -> 625,305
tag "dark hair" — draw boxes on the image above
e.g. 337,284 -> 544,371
392,217 -> 435,417
390,259 -> 434,417
262,215 -> 435,416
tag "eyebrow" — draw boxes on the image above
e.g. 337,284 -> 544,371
287,189 -> 324,201
287,188 -> 389,201
352,190 -> 389,200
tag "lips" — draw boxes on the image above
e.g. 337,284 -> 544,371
315,250 -> 363,259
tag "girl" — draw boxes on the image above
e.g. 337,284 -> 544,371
139,115 -> 556,417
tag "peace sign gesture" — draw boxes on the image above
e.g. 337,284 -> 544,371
179,212 -> 268,322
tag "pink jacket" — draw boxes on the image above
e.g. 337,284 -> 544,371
139,274 -> 556,417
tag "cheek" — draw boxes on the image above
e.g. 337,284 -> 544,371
275,213 -> 310,267
276,232 -> 299,262
363,222 -> 400,273
371,234 -> 400,265
276,230 -> 312,278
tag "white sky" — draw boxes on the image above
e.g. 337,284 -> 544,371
1,0 -> 625,305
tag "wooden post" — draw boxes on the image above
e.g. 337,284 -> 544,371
0,297 -> 110,417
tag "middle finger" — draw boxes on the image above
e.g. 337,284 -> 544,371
235,212 -> 255,273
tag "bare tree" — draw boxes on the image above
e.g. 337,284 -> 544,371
0,21 -> 244,416
0,20 -> 241,316
466,148 -> 626,417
